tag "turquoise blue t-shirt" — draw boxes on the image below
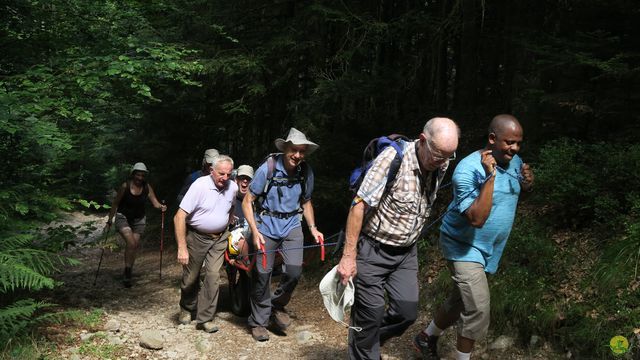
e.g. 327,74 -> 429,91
439,151 -> 523,274
249,155 -> 314,239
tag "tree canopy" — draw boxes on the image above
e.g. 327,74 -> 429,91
1,0 -> 639,356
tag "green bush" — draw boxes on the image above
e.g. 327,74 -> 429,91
536,139 -> 640,230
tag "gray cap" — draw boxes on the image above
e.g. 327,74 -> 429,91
236,165 -> 254,179
130,162 -> 148,175
203,149 -> 220,164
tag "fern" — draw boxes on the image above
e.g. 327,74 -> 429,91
0,233 -> 36,252
0,299 -> 53,344
0,248 -> 79,277
0,229 -> 80,345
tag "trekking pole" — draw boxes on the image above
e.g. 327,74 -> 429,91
318,235 -> 325,261
259,243 -> 267,269
94,228 -> 111,286
159,200 -> 166,279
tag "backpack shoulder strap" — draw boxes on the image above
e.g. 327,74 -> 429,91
298,161 -> 309,203
256,154 -> 280,210
190,170 -> 200,183
383,138 -> 407,193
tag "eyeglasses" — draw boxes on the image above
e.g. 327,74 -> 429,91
426,140 -> 456,162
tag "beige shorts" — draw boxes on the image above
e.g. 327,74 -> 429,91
114,213 -> 146,234
443,261 -> 491,340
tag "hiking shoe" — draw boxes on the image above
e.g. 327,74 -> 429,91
413,332 -> 439,359
251,326 -> 269,341
271,309 -> 291,330
178,309 -> 192,325
196,321 -> 219,333
123,267 -> 132,288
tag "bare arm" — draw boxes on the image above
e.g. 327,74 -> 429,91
301,199 -> 324,243
337,199 -> 366,285
174,209 -> 189,265
464,150 -> 496,228
242,192 -> 265,248
147,184 -> 167,212
105,183 -> 126,229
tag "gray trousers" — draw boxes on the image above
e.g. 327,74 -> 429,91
179,230 -> 227,324
348,236 -> 419,360
248,226 -> 304,328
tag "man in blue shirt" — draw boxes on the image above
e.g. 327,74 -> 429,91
413,114 -> 534,360
242,128 -> 324,341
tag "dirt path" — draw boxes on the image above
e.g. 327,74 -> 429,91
45,212 -> 562,360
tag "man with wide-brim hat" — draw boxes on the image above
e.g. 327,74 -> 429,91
242,127 -> 324,341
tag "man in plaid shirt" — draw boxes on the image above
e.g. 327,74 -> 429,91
337,117 -> 460,360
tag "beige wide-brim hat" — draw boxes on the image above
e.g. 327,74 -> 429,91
319,265 -> 354,323
274,127 -> 319,155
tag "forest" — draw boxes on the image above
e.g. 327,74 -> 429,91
1,0 -> 639,358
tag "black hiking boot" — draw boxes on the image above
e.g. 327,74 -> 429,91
413,331 -> 439,359
123,267 -> 132,288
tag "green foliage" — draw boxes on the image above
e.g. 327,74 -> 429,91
66,308 -> 105,331
0,300 -> 54,346
490,218 -> 555,336
536,138 -> 640,229
0,231 -> 80,345
78,337 -> 124,359
593,195 -> 640,291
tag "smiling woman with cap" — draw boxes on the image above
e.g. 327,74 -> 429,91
105,162 -> 167,288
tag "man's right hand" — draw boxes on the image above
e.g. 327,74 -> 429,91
480,149 -> 497,177
253,232 -> 265,250
177,247 -> 189,265
337,255 -> 357,286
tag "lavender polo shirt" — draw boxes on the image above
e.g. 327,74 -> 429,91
179,175 -> 238,233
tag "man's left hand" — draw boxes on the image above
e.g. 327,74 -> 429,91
520,163 -> 534,191
311,228 -> 324,243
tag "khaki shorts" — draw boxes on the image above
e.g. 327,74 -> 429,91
443,261 -> 490,340
114,213 -> 146,234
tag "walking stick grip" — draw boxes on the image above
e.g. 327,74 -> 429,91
319,236 -> 325,261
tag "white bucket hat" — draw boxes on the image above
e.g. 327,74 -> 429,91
274,127 -> 319,155
130,162 -> 148,175
319,265 -> 356,326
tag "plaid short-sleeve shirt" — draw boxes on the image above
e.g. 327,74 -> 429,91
357,140 -> 449,247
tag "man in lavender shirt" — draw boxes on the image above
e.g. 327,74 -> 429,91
174,155 -> 238,333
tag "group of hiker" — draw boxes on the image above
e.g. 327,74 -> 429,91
104,114 -> 534,360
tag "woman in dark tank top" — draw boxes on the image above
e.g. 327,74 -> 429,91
105,162 -> 167,287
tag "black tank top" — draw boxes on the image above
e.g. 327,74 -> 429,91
119,181 -> 149,223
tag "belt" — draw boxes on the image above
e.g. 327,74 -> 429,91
187,225 -> 224,239
362,234 -> 415,255
258,209 -> 301,219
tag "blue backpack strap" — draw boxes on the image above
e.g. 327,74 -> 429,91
383,139 -> 406,193
190,170 -> 200,183
256,154 -> 279,210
